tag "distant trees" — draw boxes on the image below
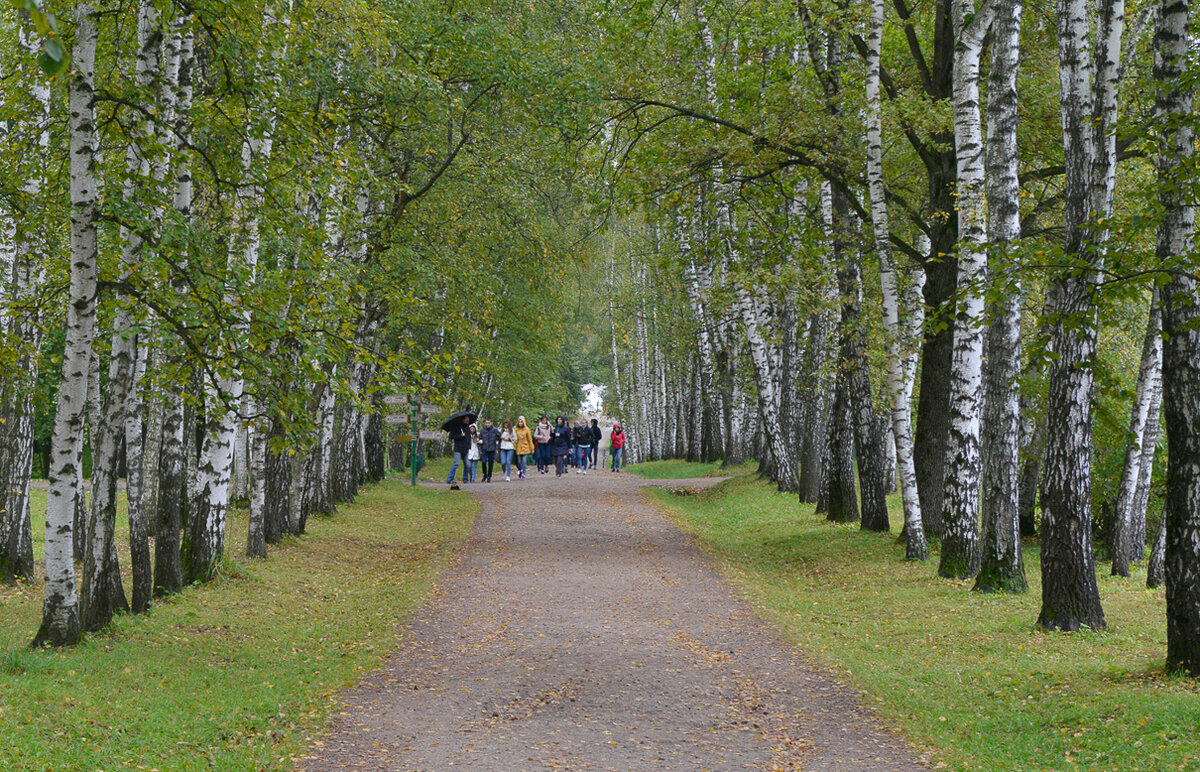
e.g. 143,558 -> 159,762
4,0 -> 589,647
599,0 -> 1200,670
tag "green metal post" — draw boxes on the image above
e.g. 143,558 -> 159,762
410,402 -> 418,486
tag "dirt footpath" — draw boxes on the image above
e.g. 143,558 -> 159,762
299,469 -> 926,771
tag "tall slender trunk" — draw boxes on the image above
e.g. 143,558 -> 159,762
1038,0 -> 1113,632
241,0 -> 293,553
232,424 -> 249,503
84,0 -> 164,627
865,0 -> 924,556
0,19 -> 51,585
1113,292 -> 1163,576
797,306 -> 833,503
1153,0 -> 1199,673
1132,368 -> 1163,562
735,280 -> 797,491
153,15 -> 193,597
832,193 -> 889,532
937,0 -> 994,579
34,1 -> 99,647
976,0 -> 1028,593
825,370 -> 858,523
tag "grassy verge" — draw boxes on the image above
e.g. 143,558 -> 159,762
650,473 -> 1198,771
625,459 -> 758,479
0,478 -> 477,770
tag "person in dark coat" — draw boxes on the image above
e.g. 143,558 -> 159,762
550,415 -> 573,478
446,414 -> 472,487
589,418 -> 602,469
478,418 -> 501,482
571,420 -> 589,474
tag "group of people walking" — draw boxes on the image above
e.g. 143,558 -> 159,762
445,414 -> 626,487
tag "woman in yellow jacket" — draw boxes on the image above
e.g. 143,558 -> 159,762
514,416 -> 535,480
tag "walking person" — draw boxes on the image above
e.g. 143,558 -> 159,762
478,418 -> 501,482
514,416 -> 534,479
534,415 -> 552,474
610,422 -> 625,472
572,419 -> 589,475
466,424 -> 481,482
445,413 -> 473,489
551,415 -> 572,477
589,418 -> 601,469
499,420 -> 516,481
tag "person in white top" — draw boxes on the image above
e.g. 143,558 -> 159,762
466,424 -> 481,482
499,420 -> 516,481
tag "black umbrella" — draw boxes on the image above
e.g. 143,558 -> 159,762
441,411 -> 477,432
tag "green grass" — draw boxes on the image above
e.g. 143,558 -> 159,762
0,478 -> 477,770
650,473 -> 1199,771
625,458 -> 758,479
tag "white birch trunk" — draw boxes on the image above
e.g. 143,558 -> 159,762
1154,0 -> 1199,670
938,0 -> 994,579
1039,0 -> 1107,632
1112,291 -> 1162,576
0,19 -> 51,584
34,1 -> 99,647
219,0 -> 292,556
976,0 -> 1028,593
866,0 -> 925,558
735,281 -> 797,490
232,423 -> 249,501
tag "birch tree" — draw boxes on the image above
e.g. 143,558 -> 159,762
1038,0 -> 1130,632
34,0 -> 99,647
865,0 -> 924,558
1153,0 -> 1200,673
82,0 -> 165,630
937,0 -> 994,579
0,16 -> 50,584
1112,293 -> 1162,577
975,0 -> 1027,593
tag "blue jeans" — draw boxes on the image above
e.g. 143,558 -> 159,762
611,447 -> 623,471
466,458 -> 477,482
500,448 -> 514,476
447,451 -> 465,483
516,453 -> 527,475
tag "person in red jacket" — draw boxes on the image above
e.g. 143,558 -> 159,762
610,423 -> 626,472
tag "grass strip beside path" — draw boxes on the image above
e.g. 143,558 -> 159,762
651,473 -> 1200,771
625,459 -> 757,479
0,479 -> 477,771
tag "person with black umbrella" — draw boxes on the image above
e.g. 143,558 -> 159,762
443,412 -> 475,488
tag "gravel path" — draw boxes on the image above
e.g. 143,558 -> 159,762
299,469 -> 926,771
